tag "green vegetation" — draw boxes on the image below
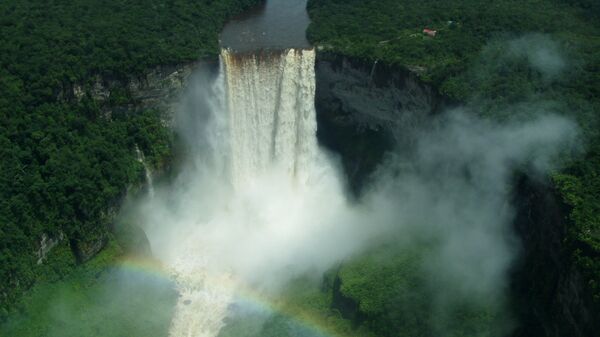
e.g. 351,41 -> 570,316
218,275 -> 373,337
308,0 -> 600,306
0,240 -> 177,337
335,246 -> 508,337
307,0 -> 598,97
2,0 -> 598,335
219,244 -> 505,337
0,0 -> 260,318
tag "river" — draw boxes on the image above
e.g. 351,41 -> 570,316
220,0 -> 311,51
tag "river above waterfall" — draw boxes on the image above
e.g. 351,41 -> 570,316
220,0 -> 311,51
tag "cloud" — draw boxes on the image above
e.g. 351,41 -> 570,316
508,34 -> 567,78
368,109 -> 577,289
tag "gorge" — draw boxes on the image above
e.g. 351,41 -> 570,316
1,1 -> 598,336
138,13 -> 580,337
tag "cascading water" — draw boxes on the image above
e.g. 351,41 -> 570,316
163,47 -> 346,337
135,144 -> 155,198
136,25 -> 576,337
222,49 -> 319,188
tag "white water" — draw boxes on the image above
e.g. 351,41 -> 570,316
163,48 -> 348,337
135,144 -> 155,198
139,43 -> 578,337
223,49 -> 319,188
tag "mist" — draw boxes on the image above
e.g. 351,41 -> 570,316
127,37 -> 579,336
138,54 -> 364,288
364,109 -> 577,333
508,34 -> 567,79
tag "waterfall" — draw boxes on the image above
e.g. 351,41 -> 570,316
222,48 -> 319,188
167,48 -> 326,337
369,59 -> 379,82
135,144 -> 155,198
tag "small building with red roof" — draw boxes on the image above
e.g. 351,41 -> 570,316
423,28 -> 437,37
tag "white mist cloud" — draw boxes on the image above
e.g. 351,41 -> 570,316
366,110 -> 577,294
508,34 -> 567,78
358,108 -> 578,335
133,45 -> 578,336
140,70 -> 577,293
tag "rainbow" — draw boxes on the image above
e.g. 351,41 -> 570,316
116,256 -> 350,337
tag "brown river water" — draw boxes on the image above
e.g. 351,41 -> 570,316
220,0 -> 311,51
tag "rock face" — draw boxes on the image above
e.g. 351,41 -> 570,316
314,52 -> 443,192
511,177 -> 600,337
36,233 -> 64,265
330,274 -> 365,327
127,63 -> 198,114
315,53 -> 440,137
60,62 -> 201,123
314,52 -> 598,337
52,62 -> 203,265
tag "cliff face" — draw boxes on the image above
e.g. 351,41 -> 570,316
314,52 -> 443,192
511,177 -> 600,337
313,52 -> 598,336
39,62 -> 203,267
58,62 -> 201,121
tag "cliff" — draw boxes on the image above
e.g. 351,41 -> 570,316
313,51 -> 599,337
511,177 -> 600,337
314,52 -> 444,192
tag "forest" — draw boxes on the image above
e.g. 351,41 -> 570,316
307,0 -> 600,334
0,0 -> 260,318
1,0 -> 599,336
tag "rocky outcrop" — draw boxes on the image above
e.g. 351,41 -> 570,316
315,53 -> 441,137
36,232 -> 65,265
115,221 -> 153,258
314,52 -> 443,192
69,235 -> 109,264
126,63 -> 198,114
511,176 -> 600,337
59,61 -> 202,123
